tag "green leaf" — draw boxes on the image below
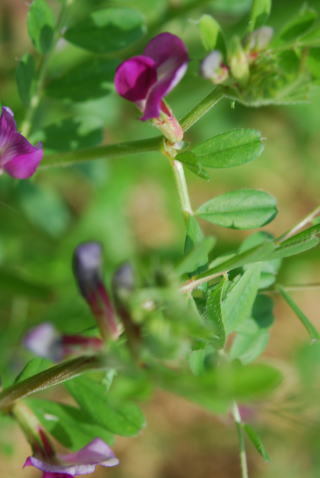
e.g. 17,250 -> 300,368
216,362 -> 282,399
178,129 -> 264,169
47,59 -> 118,102
196,189 -> 277,229
16,54 -> 35,105
199,15 -> 221,51
248,0 -> 272,31
230,295 -> 274,363
177,237 -> 215,275
308,48 -> 320,78
271,224 -> 320,259
222,263 -> 262,334
243,424 -> 270,461
278,8 -> 317,44
40,118 -> 103,153
27,0 -> 55,53
184,215 -> 204,255
14,358 -> 52,384
189,348 -> 209,376
64,8 -> 145,54
177,152 -> 210,180
240,232 -> 281,288
198,241 -> 275,279
27,399 -> 114,450
206,279 -> 226,348
278,286 -> 320,341
66,377 -> 145,436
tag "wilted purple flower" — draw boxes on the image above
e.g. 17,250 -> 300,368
200,51 -> 229,84
24,322 -> 103,362
73,242 -> 120,340
114,32 -> 189,121
24,437 -> 119,477
0,106 -> 43,179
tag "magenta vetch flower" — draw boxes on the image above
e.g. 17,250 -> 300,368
24,322 -> 103,362
200,51 -> 229,84
24,437 -> 119,477
73,242 -> 120,340
0,106 -> 43,179
114,32 -> 189,121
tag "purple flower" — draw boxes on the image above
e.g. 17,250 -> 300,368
72,242 -> 120,340
114,32 -> 189,121
24,437 -> 119,477
24,322 -> 103,362
0,106 -> 43,179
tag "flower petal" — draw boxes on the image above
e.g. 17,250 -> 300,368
0,106 -> 17,149
3,134 -> 43,179
43,473 -> 73,478
24,323 -> 62,361
141,33 -> 188,120
114,55 -> 157,102
60,438 -> 119,468
200,50 -> 223,79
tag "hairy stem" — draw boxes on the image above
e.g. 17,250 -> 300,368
232,402 -> 249,478
20,0 -> 72,137
180,87 -> 226,132
41,137 -> 163,168
170,158 -> 193,217
0,355 -> 106,412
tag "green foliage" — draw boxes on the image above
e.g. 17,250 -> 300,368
64,8 -> 145,53
206,279 -> 226,348
243,424 -> 270,461
248,0 -> 272,31
196,189 -> 277,229
177,129 -> 264,169
47,59 -> 118,102
222,263 -> 262,334
199,15 -> 222,51
27,398 -> 114,450
66,376 -> 146,436
16,54 -> 35,105
27,0 -> 55,53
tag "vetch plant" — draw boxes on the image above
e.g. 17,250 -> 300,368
0,0 -> 320,477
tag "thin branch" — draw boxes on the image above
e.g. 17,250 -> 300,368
278,205 -> 320,242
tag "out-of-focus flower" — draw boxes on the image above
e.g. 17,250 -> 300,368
72,242 -> 120,340
0,106 -> 43,179
229,36 -> 249,83
245,26 -> 273,52
200,50 -> 229,84
24,434 -> 119,477
24,322 -> 103,362
114,32 -> 189,121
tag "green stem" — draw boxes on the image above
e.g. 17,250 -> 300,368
41,137 -> 163,168
232,402 -> 249,478
0,355 -> 106,412
170,158 -> 193,217
20,0 -> 72,137
277,205 -> 320,242
180,86 -> 226,132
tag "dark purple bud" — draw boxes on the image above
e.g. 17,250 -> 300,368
0,106 -> 43,179
114,32 -> 189,121
112,262 -> 135,296
24,322 -> 103,362
72,242 -> 120,340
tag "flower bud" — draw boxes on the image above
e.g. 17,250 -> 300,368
72,242 -> 120,340
229,37 -> 249,83
200,50 -> 229,84
245,26 -> 273,51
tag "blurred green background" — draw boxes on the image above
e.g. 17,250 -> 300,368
0,0 -> 320,476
